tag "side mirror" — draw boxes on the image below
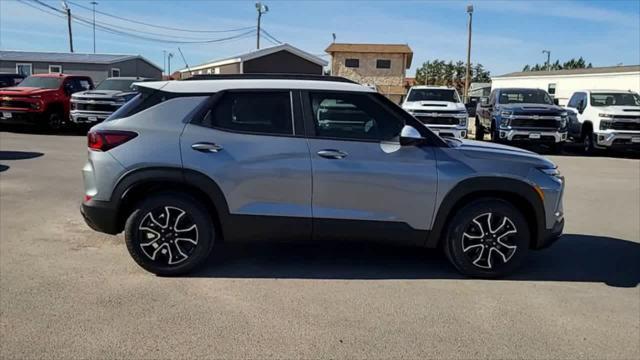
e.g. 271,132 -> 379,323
577,100 -> 585,114
63,84 -> 73,95
553,98 -> 559,105
399,125 -> 425,146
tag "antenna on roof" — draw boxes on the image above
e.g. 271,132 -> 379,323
177,47 -> 191,75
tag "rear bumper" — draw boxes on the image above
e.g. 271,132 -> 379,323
81,199 -> 120,235
499,129 -> 567,143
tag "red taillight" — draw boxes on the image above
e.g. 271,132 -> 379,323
84,194 -> 93,202
88,130 -> 137,151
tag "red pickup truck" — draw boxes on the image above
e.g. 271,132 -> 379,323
0,73 -> 94,130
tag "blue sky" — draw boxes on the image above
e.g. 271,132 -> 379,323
1,0 -> 639,76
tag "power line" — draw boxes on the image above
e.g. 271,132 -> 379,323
67,0 -> 255,34
260,28 -> 282,44
23,0 -> 256,45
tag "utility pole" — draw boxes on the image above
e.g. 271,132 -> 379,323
62,1 -> 74,53
464,4 -> 473,102
255,2 -> 269,49
163,50 -> 167,77
91,1 -> 98,53
542,50 -> 551,71
167,53 -> 174,76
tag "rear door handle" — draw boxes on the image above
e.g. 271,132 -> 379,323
317,149 -> 348,159
192,142 -> 223,153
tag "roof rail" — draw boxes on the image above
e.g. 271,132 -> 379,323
184,73 -> 357,84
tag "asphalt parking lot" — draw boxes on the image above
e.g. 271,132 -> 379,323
1,130 -> 639,359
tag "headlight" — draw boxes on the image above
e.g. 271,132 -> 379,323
600,120 -> 613,130
500,110 -> 514,118
560,111 -> 568,117
453,111 -> 468,118
30,102 -> 41,110
599,113 -> 614,118
539,167 -> 562,179
500,118 -> 511,127
459,117 -> 467,126
559,119 -> 567,129
114,97 -> 127,103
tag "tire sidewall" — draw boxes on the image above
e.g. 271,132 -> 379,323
124,193 -> 214,276
445,199 -> 530,278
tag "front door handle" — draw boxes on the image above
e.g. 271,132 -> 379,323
192,142 -> 223,153
317,149 -> 348,159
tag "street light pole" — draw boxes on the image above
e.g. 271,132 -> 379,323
255,2 -> 269,49
62,1 -> 74,53
464,4 -> 473,102
167,53 -> 174,76
542,50 -> 551,71
90,1 -> 98,53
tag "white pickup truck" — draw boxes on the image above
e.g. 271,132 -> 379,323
402,86 -> 468,139
565,90 -> 640,153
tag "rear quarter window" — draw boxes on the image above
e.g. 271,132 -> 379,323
107,88 -> 178,121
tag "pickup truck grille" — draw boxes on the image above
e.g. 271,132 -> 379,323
612,115 -> 640,121
611,122 -> 640,131
74,102 -> 117,112
0,100 -> 30,109
412,111 -> 463,125
510,118 -> 559,129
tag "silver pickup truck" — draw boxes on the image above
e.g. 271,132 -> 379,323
70,77 -> 153,125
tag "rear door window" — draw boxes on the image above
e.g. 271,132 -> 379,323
200,91 -> 293,135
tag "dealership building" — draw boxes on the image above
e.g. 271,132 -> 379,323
491,65 -> 640,106
0,50 -> 162,83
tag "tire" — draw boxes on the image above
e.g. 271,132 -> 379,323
45,112 -> 64,131
583,130 -> 596,155
474,118 -> 485,140
490,123 -> 501,143
551,142 -> 564,154
443,199 -> 530,278
124,193 -> 215,276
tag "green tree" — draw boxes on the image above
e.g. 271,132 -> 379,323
414,59 -> 491,94
523,57 -> 592,71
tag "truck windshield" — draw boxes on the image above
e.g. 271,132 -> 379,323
96,79 -> 137,91
16,77 -> 62,89
407,89 -> 460,103
498,90 -> 553,105
590,93 -> 640,107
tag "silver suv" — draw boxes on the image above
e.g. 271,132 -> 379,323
81,75 -> 565,278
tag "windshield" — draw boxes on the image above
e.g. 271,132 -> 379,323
408,89 -> 461,103
96,79 -> 137,91
17,77 -> 62,89
590,93 -> 640,107
498,89 -> 554,105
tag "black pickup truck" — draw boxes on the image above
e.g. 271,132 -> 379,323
475,88 -> 568,152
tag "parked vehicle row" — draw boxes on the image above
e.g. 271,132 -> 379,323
81,74 -> 565,278
0,73 -> 156,130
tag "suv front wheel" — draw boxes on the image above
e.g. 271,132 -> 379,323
444,199 -> 530,278
124,193 -> 215,276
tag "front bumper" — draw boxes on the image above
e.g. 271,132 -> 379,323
499,128 -> 568,143
81,199 -> 120,235
70,110 -> 111,124
428,126 -> 468,139
593,130 -> 640,149
539,217 -> 564,249
0,110 -> 44,125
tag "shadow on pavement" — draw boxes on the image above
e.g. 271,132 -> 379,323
0,151 -> 44,160
0,164 -> 8,172
192,234 -> 640,288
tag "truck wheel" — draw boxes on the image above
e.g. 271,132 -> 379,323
474,118 -> 485,140
46,112 -> 64,131
583,131 -> 596,155
124,193 -> 215,276
444,198 -> 530,278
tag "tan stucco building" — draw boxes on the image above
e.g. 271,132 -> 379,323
325,43 -> 413,103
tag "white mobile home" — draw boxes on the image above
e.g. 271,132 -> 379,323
491,65 -> 640,106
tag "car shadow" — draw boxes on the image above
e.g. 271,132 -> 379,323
0,151 -> 44,160
192,234 -> 640,288
0,164 -> 8,172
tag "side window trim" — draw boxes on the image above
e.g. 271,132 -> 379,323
191,89 -> 300,138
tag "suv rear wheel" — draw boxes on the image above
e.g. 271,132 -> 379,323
124,193 -> 215,276
444,199 -> 530,278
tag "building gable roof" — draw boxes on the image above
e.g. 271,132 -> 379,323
494,65 -> 640,78
180,43 -> 328,73
0,50 -> 162,71
325,43 -> 413,68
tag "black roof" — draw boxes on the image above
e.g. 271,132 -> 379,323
185,73 -> 357,84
